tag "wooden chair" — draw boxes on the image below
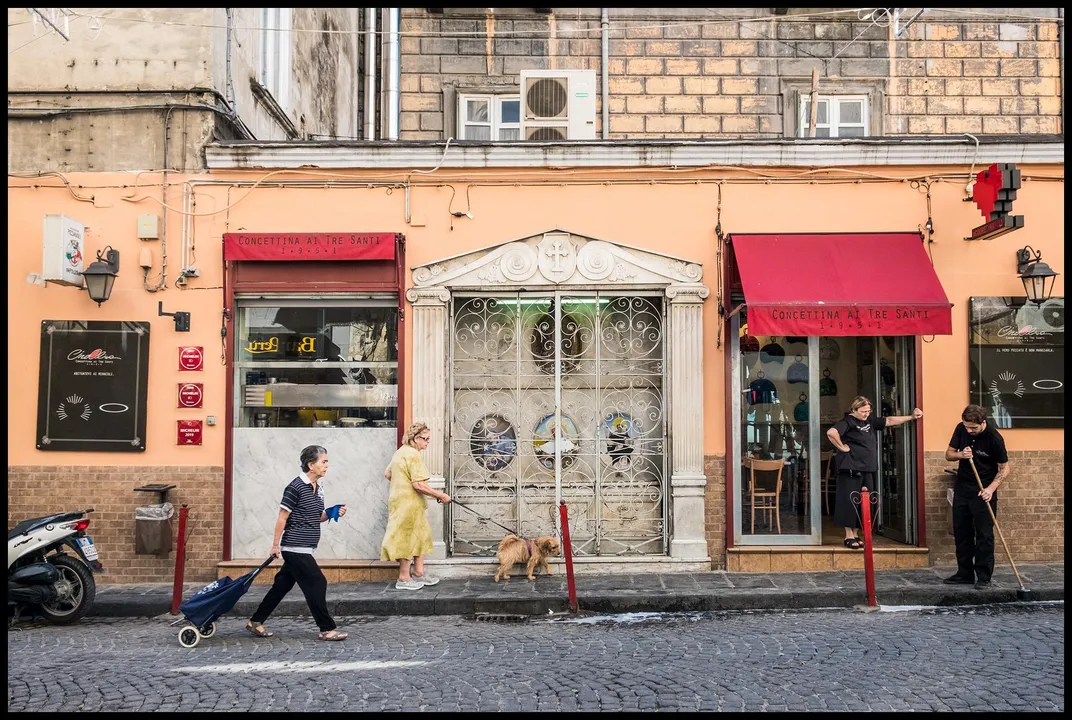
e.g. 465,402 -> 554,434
745,456 -> 784,534
821,450 -> 835,516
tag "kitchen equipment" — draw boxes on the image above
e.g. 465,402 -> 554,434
312,419 -> 335,428
338,417 -> 367,428
254,413 -> 270,428
372,420 -> 394,428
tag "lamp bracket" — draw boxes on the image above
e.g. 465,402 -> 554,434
159,301 -> 191,332
1016,245 -> 1041,275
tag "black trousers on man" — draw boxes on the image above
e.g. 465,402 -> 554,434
951,486 -> 997,583
250,551 -> 336,632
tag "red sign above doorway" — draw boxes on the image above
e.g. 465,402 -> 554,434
222,233 -> 398,261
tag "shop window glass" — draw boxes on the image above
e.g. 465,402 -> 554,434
235,301 -> 398,429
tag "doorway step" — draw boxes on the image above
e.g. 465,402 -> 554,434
727,545 -> 929,572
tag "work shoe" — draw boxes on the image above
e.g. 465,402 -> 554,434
414,574 -> 440,587
942,574 -> 975,585
973,579 -> 992,590
394,578 -> 423,591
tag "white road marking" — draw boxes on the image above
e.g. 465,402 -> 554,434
173,659 -> 426,674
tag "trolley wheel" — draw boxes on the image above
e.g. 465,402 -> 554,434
178,626 -> 200,648
200,622 -> 217,638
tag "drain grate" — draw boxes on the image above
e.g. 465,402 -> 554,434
473,613 -> 530,624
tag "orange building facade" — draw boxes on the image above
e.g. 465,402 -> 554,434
7,138 -> 1064,583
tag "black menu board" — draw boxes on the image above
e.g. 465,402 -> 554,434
37,320 -> 150,451
968,297 -> 1063,429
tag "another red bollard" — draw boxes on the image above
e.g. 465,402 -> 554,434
860,487 -> 877,607
558,501 -> 578,614
170,505 -> 189,615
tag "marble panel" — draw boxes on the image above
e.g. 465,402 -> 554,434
232,428 -> 398,559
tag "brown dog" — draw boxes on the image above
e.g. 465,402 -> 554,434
493,534 -> 561,582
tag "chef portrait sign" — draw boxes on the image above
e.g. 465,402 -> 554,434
37,320 -> 150,452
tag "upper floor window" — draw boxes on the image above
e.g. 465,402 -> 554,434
799,95 -> 869,138
458,94 -> 521,141
260,8 -> 292,111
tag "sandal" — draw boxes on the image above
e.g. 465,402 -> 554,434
318,630 -> 348,642
843,538 -> 863,550
245,621 -> 275,638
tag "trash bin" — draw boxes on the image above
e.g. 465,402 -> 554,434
135,502 -> 175,556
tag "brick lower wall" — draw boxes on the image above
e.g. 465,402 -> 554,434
7,465 -> 224,585
924,450 -> 1064,566
703,454 -> 726,569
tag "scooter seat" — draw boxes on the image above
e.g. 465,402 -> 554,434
8,512 -> 83,541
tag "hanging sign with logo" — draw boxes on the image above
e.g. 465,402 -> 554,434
222,232 -> 398,261
178,382 -> 204,408
178,346 -> 204,371
177,419 -> 203,445
36,320 -> 150,452
969,163 -> 1025,241
968,296 -> 1063,429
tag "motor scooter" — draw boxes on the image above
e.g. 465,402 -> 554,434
8,508 -> 102,625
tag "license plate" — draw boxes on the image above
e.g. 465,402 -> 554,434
77,537 -> 99,561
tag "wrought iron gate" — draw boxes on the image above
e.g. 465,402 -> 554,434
449,292 -> 667,557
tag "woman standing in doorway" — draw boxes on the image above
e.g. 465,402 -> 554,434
381,422 -> 452,590
247,444 -> 348,641
826,396 -> 922,549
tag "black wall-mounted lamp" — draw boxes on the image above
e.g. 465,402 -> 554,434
83,246 -> 120,306
1016,245 -> 1059,305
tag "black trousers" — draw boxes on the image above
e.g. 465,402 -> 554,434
952,486 -> 997,583
832,470 -> 876,530
250,551 -> 336,632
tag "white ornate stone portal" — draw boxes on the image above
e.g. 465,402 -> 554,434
408,230 -> 710,566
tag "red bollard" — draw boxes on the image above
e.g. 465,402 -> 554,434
170,505 -> 189,615
860,488 -> 877,607
558,501 -> 578,614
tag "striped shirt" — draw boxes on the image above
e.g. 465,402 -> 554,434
279,476 -> 325,553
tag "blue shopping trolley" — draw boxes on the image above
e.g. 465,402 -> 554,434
173,554 -> 276,648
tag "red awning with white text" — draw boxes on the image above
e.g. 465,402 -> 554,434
731,232 -> 953,337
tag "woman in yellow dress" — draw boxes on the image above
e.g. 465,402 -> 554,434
380,422 -> 452,590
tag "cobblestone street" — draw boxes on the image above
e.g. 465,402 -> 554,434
7,604 -> 1063,712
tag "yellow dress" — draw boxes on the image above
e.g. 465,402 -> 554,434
380,444 -> 434,561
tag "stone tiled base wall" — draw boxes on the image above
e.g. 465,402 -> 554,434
7,466 -> 224,585
924,450 -> 1064,566
702,454 -> 727,569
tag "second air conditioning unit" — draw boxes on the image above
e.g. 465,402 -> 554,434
519,69 -> 597,140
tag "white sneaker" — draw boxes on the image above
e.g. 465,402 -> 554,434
414,574 -> 439,586
394,579 -> 423,591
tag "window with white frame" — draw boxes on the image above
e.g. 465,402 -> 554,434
260,8 -> 292,111
799,95 -> 869,138
458,94 -> 521,141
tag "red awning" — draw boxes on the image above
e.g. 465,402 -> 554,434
731,232 -> 953,337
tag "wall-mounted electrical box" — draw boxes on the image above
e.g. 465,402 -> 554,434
137,214 -> 160,240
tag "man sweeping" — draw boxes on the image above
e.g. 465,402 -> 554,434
943,404 -> 1010,590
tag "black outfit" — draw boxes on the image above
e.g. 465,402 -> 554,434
948,423 -> 1009,583
250,476 -> 336,632
830,413 -> 887,530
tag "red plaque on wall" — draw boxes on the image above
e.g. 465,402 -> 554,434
177,420 -> 203,445
178,382 -> 203,408
178,346 -> 204,371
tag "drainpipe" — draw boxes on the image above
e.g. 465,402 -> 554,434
381,8 -> 401,140
601,9 -> 610,139
364,8 -> 377,140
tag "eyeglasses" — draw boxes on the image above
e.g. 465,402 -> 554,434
417,435 -> 431,441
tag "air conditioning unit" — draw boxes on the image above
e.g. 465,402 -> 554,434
520,69 -> 597,140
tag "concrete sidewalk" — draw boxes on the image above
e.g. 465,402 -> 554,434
91,563 -> 1064,620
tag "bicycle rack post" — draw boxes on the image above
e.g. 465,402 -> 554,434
170,505 -> 190,615
860,487 -> 877,607
558,501 -> 578,614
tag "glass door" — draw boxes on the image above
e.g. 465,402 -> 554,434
732,309 -> 821,544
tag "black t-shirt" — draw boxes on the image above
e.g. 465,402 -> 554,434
832,413 -> 888,473
948,423 -> 1009,486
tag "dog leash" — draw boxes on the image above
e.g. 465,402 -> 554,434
438,497 -> 517,536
